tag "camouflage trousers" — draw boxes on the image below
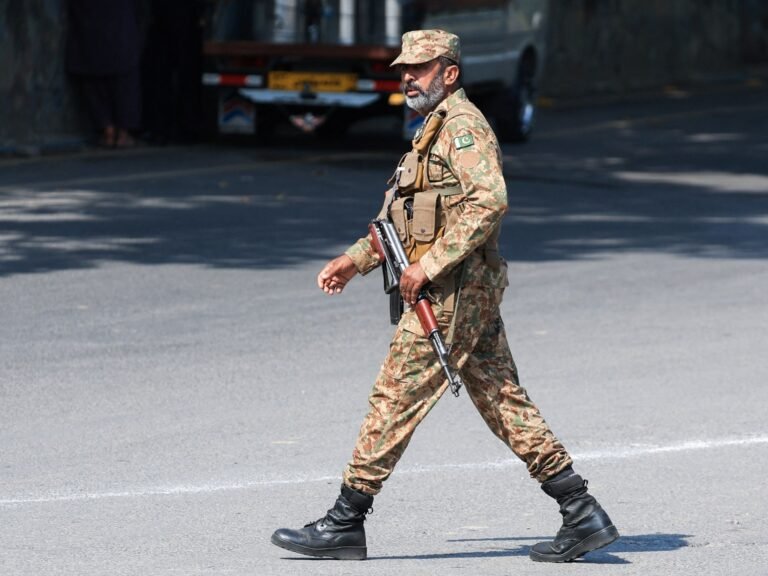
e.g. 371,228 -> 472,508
343,284 -> 573,496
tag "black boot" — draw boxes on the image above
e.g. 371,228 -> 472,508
271,484 -> 374,560
530,468 -> 619,562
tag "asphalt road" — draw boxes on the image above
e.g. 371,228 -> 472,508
1,80 -> 767,575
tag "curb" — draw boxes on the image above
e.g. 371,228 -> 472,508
537,66 -> 768,110
0,136 -> 88,159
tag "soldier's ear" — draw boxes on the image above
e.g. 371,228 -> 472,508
444,63 -> 460,87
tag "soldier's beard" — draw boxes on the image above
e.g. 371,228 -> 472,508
404,74 -> 447,116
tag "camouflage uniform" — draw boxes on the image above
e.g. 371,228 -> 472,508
342,32 -> 572,495
271,31 -> 616,565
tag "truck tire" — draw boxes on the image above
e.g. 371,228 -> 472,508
315,114 -> 352,141
255,108 -> 277,140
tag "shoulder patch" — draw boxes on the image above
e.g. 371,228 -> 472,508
458,150 -> 480,169
453,134 -> 474,150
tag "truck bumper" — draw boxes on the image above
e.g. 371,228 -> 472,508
238,89 -> 382,109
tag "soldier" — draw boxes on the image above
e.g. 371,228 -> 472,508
271,29 -> 619,563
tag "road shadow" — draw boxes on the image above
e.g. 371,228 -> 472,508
278,532 -> 689,563
365,532 -> 689,564
1,87 -> 766,277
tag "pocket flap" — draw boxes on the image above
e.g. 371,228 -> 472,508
411,191 -> 440,242
389,197 -> 409,243
397,151 -> 421,190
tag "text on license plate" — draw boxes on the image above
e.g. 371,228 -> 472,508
267,71 -> 357,92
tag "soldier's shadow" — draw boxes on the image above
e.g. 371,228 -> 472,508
366,532 -> 690,564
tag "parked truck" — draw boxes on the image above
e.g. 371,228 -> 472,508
202,0 -> 548,141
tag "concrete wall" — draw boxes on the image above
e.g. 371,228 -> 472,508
541,0 -> 767,96
0,0 -> 83,153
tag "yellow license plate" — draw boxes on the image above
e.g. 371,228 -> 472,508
267,71 -> 358,92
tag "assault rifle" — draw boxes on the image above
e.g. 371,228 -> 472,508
368,218 -> 463,397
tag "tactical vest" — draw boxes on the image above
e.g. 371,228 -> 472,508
388,101 -> 501,268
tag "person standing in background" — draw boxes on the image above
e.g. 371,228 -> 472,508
141,0 -> 205,145
66,0 -> 142,148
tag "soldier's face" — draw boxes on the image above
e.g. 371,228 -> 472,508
401,60 -> 441,97
400,60 -> 447,115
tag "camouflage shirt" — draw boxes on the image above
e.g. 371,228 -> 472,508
346,88 -> 508,290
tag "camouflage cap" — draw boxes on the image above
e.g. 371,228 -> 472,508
390,29 -> 460,67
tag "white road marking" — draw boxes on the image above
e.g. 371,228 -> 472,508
1,435 -> 767,506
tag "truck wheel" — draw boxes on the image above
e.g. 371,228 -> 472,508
255,110 -> 277,140
315,113 -> 352,141
494,63 -> 536,143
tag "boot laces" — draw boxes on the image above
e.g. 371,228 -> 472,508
303,504 -> 373,528
303,508 -> 333,528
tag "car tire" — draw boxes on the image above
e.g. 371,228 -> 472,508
493,62 -> 536,143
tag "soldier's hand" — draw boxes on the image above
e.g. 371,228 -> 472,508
317,254 -> 358,295
399,262 -> 429,305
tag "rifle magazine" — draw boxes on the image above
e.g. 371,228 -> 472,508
389,291 -> 404,325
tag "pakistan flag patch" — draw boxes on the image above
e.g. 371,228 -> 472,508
454,134 -> 475,149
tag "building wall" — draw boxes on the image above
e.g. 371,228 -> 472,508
0,0 -> 83,153
540,0 -> 757,96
